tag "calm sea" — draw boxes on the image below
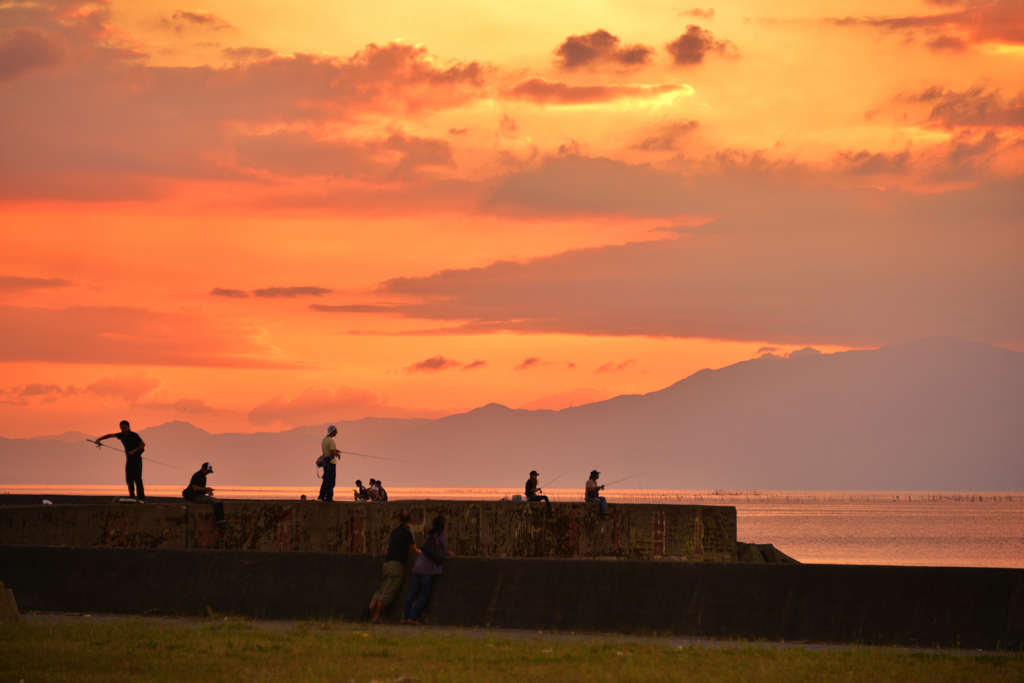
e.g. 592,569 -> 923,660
4,485 -> 1022,569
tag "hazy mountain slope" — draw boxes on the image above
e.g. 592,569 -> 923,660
2,338 -> 1021,490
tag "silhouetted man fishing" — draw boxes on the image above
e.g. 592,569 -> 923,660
319,425 -> 340,502
585,470 -> 608,520
94,420 -> 146,502
182,461 -> 230,527
525,470 -> 553,512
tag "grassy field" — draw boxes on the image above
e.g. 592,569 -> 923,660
2,618 -> 1022,682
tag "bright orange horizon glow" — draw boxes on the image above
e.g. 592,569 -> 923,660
1,0 -> 1021,438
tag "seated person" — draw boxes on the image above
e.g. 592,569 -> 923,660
368,478 -> 380,501
525,470 -> 553,512
182,462 -> 230,527
376,480 -> 388,502
354,480 -> 370,501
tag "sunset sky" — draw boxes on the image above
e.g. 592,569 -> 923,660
1,0 -> 1021,438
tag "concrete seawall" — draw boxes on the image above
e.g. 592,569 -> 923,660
2,545 -> 1022,650
0,500 -> 737,561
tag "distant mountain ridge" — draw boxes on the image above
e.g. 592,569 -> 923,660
2,338 -> 1022,491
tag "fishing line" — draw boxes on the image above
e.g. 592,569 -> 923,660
598,473 -> 643,489
339,450 -> 407,464
539,470 -> 570,490
86,439 -> 180,469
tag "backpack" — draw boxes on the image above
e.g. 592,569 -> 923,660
316,454 -> 330,468
421,533 -> 444,565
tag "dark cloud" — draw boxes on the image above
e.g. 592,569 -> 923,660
758,346 -> 780,354
515,357 -> 544,370
252,286 -> 333,298
210,287 -> 249,298
461,360 -> 487,371
160,10 -> 234,33
634,120 -> 699,151
554,29 -> 654,70
666,25 -> 737,65
679,8 -> 715,19
311,303 -> 402,313
375,169 -> 1024,348
0,26 -> 69,82
503,78 -> 683,105
830,1 -> 1024,46
0,275 -> 71,292
448,127 -> 468,135
0,383 -> 78,406
927,35 -> 968,50
834,150 -> 911,175
404,355 -> 461,373
234,131 -> 455,180
911,85 -> 1024,128
595,359 -> 635,373
221,46 -> 274,62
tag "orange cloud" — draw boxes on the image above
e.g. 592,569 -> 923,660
0,305 -> 288,367
595,359 -> 635,374
404,355 -> 462,373
502,78 -> 684,105
252,286 -> 333,298
247,386 -> 447,427
832,1 -> 1024,47
86,373 -> 160,402
0,275 -> 71,293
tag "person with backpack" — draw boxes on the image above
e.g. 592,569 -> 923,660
318,425 -> 340,502
401,515 -> 451,625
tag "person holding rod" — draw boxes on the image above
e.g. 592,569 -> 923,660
525,470 -> 553,512
585,469 -> 608,520
94,420 -> 146,502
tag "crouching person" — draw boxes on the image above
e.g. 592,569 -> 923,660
402,515 -> 451,625
182,462 -> 230,528
368,509 -> 419,624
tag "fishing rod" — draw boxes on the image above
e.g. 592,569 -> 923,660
86,439 -> 180,469
339,450 -> 407,464
539,470 -> 570,490
601,472 -> 646,487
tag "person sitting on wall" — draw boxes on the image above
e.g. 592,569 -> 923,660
376,480 -> 388,502
525,470 -> 553,513
585,470 -> 608,521
367,509 -> 420,624
355,480 -> 370,501
402,515 -> 452,625
182,462 -> 230,527
368,479 -> 380,501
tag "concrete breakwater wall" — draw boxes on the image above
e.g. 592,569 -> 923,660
3,545 -> 1022,650
0,500 -> 737,562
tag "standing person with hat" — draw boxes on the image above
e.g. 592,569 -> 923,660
585,470 -> 608,520
182,462 -> 230,527
319,425 -> 340,502
525,470 -> 553,512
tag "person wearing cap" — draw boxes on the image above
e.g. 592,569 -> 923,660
318,425 -> 340,502
94,420 -> 146,502
367,509 -> 419,624
525,470 -> 553,512
182,462 -> 229,527
585,470 -> 608,520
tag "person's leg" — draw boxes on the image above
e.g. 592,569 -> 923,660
325,464 -> 336,502
403,573 -> 423,621
135,469 -> 145,501
409,574 -> 435,621
125,462 -> 135,498
318,472 -> 329,501
599,496 -> 608,516
210,497 -> 225,523
539,494 -> 553,512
